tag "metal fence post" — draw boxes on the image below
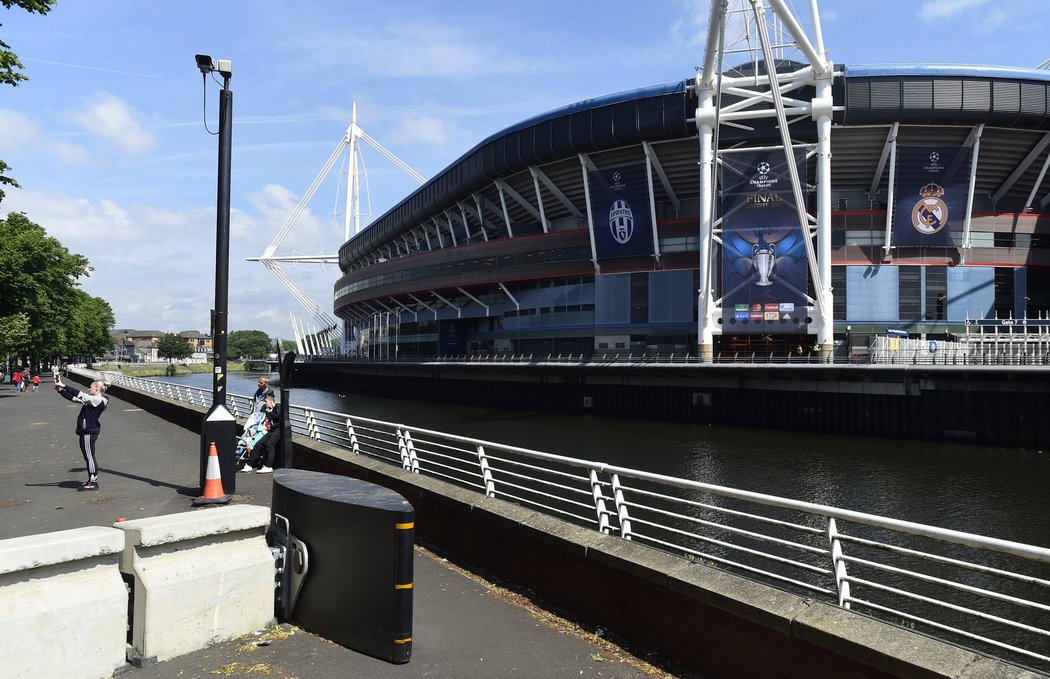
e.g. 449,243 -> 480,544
589,469 -> 611,534
345,418 -> 360,454
826,517 -> 852,609
397,427 -> 419,473
611,473 -> 632,540
477,445 -> 496,497
305,409 -> 320,439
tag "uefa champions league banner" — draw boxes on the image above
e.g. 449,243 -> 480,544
892,146 -> 972,247
588,164 -> 654,259
720,149 -> 809,334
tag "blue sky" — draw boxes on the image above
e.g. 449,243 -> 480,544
1,0 -> 1046,339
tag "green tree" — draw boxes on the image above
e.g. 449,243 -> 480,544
1,1 -> 57,202
0,211 -> 92,364
229,329 -> 272,359
0,310 -> 29,358
66,291 -> 115,358
157,333 -> 193,362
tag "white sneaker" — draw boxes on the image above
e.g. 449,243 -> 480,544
256,465 -> 274,474
238,465 -> 253,473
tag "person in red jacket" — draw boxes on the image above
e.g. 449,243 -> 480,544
11,368 -> 22,392
54,377 -> 109,491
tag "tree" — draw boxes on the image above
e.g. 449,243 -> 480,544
157,333 -> 193,362
228,330 -> 272,359
66,291 -> 115,358
0,310 -> 29,358
1,1 -> 57,203
0,211 -> 92,365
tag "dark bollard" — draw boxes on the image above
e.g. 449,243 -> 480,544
270,469 -> 414,663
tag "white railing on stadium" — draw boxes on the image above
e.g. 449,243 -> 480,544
75,368 -> 1050,672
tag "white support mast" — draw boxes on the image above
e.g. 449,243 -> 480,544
250,103 -> 426,354
695,0 -> 842,360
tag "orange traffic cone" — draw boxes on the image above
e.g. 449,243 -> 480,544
192,442 -> 231,506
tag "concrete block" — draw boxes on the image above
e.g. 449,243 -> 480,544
0,527 -> 128,679
116,505 -> 275,664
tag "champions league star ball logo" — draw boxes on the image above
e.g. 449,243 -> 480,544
757,162 -> 770,175
911,182 -> 948,235
609,199 -> 634,244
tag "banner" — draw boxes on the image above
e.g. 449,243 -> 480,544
720,149 -> 809,334
892,146 -> 972,247
588,164 -> 654,259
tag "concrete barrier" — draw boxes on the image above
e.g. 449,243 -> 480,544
0,526 -> 128,679
115,504 -> 275,665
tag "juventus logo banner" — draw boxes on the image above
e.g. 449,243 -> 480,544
588,164 -> 654,259
720,149 -> 809,334
892,146 -> 972,247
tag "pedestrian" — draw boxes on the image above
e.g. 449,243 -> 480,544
32,374 -> 40,391
251,376 -> 271,413
245,390 -> 281,473
54,376 -> 109,491
12,368 -> 22,392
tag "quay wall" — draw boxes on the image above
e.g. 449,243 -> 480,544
293,361 -> 1050,448
68,371 -> 1043,679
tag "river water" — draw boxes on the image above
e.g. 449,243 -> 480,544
164,371 -> 1050,550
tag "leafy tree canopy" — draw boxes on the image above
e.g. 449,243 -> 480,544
0,211 -> 92,363
157,332 -> 193,362
1,0 -> 56,202
0,0 -> 55,87
229,329 -> 272,359
66,290 -> 114,358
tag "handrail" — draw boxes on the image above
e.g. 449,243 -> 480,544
294,350 -> 1050,367
73,367 -> 1050,670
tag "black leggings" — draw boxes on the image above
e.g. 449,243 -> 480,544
79,433 -> 100,479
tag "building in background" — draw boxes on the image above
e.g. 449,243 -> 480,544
332,7 -> 1050,361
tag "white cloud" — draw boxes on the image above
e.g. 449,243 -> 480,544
392,115 -> 450,147
69,93 -> 156,156
1,186 -> 336,337
919,0 -> 989,20
0,109 -> 91,167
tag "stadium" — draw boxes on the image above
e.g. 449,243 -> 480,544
330,2 -> 1050,362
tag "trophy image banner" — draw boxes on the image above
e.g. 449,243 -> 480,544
752,228 -> 776,287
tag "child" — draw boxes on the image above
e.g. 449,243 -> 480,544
32,374 -> 40,391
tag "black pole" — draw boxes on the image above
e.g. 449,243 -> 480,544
200,71 -> 238,494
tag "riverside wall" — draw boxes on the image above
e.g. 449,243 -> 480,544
72,371 -> 1044,679
292,360 -> 1050,449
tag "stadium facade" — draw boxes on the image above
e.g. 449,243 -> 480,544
332,4 -> 1050,361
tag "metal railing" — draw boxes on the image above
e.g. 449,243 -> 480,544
299,350 -> 1050,366
78,368 -> 1050,671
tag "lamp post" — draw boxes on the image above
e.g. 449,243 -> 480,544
196,53 -> 237,495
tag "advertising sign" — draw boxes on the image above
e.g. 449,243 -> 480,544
588,164 -> 654,260
720,149 -> 809,334
892,146 -> 972,247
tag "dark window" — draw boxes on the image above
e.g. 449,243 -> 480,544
924,267 -> 947,320
994,268 -> 1014,318
899,267 -> 921,321
630,272 -> 649,325
832,266 -> 847,322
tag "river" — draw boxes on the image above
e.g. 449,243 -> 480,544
160,371 -> 1050,549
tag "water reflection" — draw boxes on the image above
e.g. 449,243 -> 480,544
165,371 -> 1050,548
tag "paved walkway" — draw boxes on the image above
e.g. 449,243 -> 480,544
0,380 -> 680,678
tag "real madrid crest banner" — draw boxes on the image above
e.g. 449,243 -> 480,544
588,164 -> 655,260
892,146 -> 972,247
719,149 -> 809,334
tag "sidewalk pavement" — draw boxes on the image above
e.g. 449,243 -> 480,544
0,382 -> 679,678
